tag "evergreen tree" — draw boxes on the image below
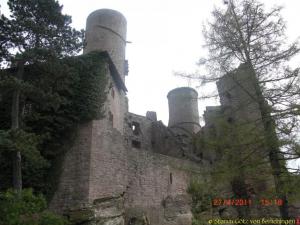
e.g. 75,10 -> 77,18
0,0 -> 84,194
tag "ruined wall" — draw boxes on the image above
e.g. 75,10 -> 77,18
122,113 -> 203,224
50,8 -> 205,225
201,64 -> 280,218
125,148 -> 202,225
49,61 -> 127,211
216,64 -> 262,124
108,83 -> 127,133
51,107 -> 202,225
47,6 -> 300,222
88,119 -> 128,201
84,9 -> 127,133
50,122 -> 93,212
125,113 -> 153,151
125,112 -> 198,159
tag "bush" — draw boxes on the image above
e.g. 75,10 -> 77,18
0,189 -> 68,225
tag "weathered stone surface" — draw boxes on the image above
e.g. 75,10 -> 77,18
163,194 -> 193,225
126,215 -> 150,225
150,121 -> 185,158
163,194 -> 192,220
67,196 -> 125,225
105,217 -> 124,225
85,217 -> 124,225
51,8 -> 289,225
217,206 -> 239,219
167,87 -> 200,134
124,146 -> 200,225
49,121 -> 93,212
84,9 -> 127,82
146,111 -> 157,122
68,207 -> 94,224
93,196 -> 124,218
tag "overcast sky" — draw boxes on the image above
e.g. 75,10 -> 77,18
1,0 -> 300,126
1,0 -> 300,170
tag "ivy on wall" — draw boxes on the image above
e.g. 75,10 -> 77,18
0,51 -> 108,199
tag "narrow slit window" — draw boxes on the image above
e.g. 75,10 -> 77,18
109,111 -> 113,126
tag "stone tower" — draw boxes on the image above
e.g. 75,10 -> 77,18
84,9 -> 128,133
50,9 -> 129,215
51,9 -> 202,225
48,8 -> 299,222
84,9 -> 127,80
167,87 -> 200,134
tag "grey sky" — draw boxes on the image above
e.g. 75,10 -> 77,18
1,0 -> 299,125
1,0 -> 300,169
60,0 -> 300,125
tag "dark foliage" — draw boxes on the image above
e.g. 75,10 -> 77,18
0,188 -> 68,225
0,51 -> 107,198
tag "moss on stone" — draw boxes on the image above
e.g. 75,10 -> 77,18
68,208 -> 94,224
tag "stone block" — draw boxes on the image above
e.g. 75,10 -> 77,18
94,196 -> 124,218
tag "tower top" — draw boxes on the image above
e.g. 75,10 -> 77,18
84,9 -> 127,80
167,87 -> 200,134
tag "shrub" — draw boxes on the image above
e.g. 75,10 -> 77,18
0,189 -> 68,225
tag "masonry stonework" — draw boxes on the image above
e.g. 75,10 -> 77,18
50,8 -> 299,225
50,9 -> 204,225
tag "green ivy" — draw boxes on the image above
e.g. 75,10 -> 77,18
0,51 -> 108,199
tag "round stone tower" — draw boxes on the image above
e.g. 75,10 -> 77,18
167,87 -> 200,134
84,9 -> 127,80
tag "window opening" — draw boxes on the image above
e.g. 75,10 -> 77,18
227,117 -> 234,124
132,140 -> 141,149
109,111 -> 113,126
131,122 -> 140,135
170,173 -> 173,184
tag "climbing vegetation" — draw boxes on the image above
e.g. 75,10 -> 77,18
0,51 -> 108,199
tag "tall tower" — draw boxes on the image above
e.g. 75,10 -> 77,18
84,9 -> 127,81
167,87 -> 200,134
84,9 -> 128,133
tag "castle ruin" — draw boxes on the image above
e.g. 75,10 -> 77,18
49,8 -> 298,225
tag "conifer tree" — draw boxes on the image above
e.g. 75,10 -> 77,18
195,0 -> 300,218
0,0 -> 84,193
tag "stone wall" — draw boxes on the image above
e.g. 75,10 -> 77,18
50,121 -> 93,212
216,63 -> 262,125
50,106 -> 202,225
125,113 -> 153,151
107,81 -> 127,133
88,119 -> 128,201
125,148 -> 202,225
202,64 -> 281,219
50,115 -> 202,225
84,9 -> 127,81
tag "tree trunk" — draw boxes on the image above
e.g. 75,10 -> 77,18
11,61 -> 24,194
247,64 -> 289,219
